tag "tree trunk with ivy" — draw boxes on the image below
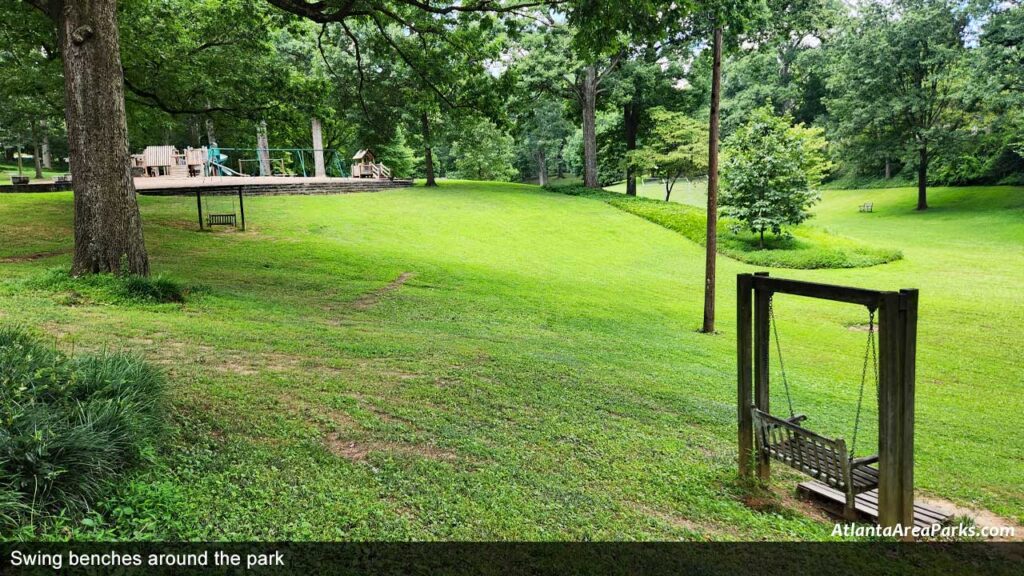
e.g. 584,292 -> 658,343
39,120 -> 53,169
40,0 -> 149,276
582,65 -> 599,188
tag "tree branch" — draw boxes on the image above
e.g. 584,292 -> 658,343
338,21 -> 374,123
123,76 -> 264,116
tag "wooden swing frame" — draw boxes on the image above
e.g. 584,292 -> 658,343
737,272 -> 918,528
196,186 -> 246,231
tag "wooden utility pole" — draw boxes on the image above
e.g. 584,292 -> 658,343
702,26 -> 723,334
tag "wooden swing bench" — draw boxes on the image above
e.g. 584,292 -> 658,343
752,408 -> 879,494
738,273 -> 920,529
206,213 -> 237,226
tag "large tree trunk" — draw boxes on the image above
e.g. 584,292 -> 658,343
624,101 -> 639,196
54,0 -> 149,276
421,111 -> 436,187
916,145 -> 928,211
884,157 -> 891,180
311,116 -> 326,177
582,65 -> 599,189
702,27 -> 723,334
537,149 -> 548,186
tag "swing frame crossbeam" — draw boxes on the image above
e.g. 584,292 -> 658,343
737,272 -> 918,529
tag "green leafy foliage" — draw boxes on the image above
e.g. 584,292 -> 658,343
450,118 -> 517,182
825,0 -> 970,201
376,127 -> 416,179
720,107 -> 831,246
0,326 -> 167,528
629,107 -> 709,201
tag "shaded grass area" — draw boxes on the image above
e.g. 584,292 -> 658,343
1,162 -> 68,182
0,182 -> 1021,540
551,185 -> 901,269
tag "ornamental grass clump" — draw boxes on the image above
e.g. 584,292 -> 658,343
0,326 -> 166,528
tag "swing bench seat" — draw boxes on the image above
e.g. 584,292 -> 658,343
752,408 -> 879,494
206,213 -> 236,226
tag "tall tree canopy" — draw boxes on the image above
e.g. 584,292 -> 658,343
828,0 -> 970,210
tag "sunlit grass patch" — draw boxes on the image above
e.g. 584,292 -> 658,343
551,185 -> 901,269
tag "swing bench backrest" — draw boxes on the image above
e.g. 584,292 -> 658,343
752,407 -> 879,495
207,213 -> 236,226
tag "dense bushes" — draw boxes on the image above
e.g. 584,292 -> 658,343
547,185 -> 902,269
0,327 -> 166,528
26,269 -> 186,304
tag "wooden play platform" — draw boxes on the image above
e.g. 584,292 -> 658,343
133,175 -> 413,196
799,481 -> 950,528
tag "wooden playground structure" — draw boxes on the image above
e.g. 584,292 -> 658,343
350,149 -> 392,179
132,146 -> 208,178
131,146 -> 394,181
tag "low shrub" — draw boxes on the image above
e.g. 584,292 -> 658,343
120,274 -> 186,303
26,269 -> 186,304
545,184 -> 902,269
0,326 -> 166,529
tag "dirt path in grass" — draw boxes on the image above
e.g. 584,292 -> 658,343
917,497 -> 1024,542
0,249 -> 70,263
353,272 -> 414,310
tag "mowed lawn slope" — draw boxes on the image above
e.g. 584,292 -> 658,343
0,181 -> 1021,540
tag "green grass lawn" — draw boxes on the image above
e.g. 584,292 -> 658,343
1,162 -> 68,182
0,181 -> 1021,540
606,177 -> 708,206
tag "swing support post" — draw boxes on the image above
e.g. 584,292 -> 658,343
737,273 -> 918,532
737,273 -> 754,478
238,186 -> 246,231
196,188 -> 204,230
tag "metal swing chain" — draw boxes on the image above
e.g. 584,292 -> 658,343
850,309 -> 878,459
768,297 -> 797,420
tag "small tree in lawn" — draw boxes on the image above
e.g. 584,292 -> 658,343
720,107 -> 830,248
630,107 -> 709,202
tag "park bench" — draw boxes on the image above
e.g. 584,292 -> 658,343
859,202 -> 873,212
752,408 -> 880,495
206,213 -> 237,226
